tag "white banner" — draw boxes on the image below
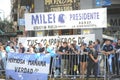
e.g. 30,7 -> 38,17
18,34 -> 95,48
25,8 -> 107,31
6,53 -> 51,80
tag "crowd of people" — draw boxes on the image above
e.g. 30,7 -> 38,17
0,38 -> 120,80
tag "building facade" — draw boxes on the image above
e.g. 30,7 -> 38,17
11,0 -> 34,37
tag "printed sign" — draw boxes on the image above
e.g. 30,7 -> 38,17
108,15 -> 120,30
44,0 -> 80,11
18,34 -> 95,48
25,8 -> 107,31
6,53 -> 51,80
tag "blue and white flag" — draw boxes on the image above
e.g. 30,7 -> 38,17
6,53 -> 51,80
103,0 -> 111,6
96,0 -> 102,6
96,0 -> 111,6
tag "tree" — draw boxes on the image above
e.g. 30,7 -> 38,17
0,20 -> 14,34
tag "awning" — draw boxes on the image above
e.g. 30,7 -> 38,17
102,34 -> 114,40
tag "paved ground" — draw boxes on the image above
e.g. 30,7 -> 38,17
49,78 -> 120,80
112,79 -> 120,80
0,75 -> 119,80
0,78 -> 119,80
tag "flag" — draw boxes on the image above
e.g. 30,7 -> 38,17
96,0 -> 102,6
96,0 -> 111,6
103,0 -> 111,6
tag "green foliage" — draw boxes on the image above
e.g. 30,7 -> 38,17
0,20 -> 13,32
17,30 -> 23,35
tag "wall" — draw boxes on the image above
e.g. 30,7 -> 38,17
112,0 -> 120,4
34,0 -> 45,36
80,0 -> 103,41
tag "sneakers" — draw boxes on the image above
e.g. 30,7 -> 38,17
71,76 -> 76,79
86,78 -> 98,80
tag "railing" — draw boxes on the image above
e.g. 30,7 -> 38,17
0,52 -> 120,80
49,53 -> 120,80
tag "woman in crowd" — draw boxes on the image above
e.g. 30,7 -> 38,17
37,43 -> 45,53
13,41 -> 19,53
18,43 -> 25,53
79,43 -> 88,78
5,42 -> 15,53
94,39 -> 101,53
27,45 -> 35,54
0,46 -> 6,70
69,43 -> 78,75
0,42 -> 3,46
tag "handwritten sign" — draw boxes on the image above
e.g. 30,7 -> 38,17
6,53 -> 51,80
18,34 -> 95,48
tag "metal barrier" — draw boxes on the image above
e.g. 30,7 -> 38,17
1,52 -> 120,80
0,58 -> 6,79
49,53 -> 120,80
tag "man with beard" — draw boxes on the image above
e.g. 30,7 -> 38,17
86,43 -> 98,80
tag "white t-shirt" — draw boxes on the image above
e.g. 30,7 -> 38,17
9,48 -> 15,53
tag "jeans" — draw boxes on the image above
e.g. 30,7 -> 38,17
108,54 -> 114,73
105,54 -> 114,74
2,57 -> 6,69
97,54 -> 102,75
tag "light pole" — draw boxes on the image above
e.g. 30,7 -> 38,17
0,9 -> 5,20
